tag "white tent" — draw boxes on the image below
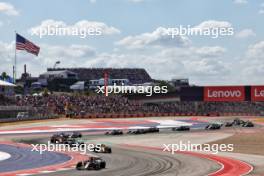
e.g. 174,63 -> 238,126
0,80 -> 16,87
70,81 -> 85,90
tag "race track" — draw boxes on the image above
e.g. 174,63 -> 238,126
39,146 -> 220,176
0,117 -> 261,176
0,144 -> 71,173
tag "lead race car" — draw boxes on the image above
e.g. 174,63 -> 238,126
76,157 -> 106,170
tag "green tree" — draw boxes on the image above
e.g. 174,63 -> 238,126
0,72 -> 8,81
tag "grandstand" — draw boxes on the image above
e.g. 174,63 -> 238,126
13,94 -> 264,116
1,67 -> 264,121
47,68 -> 152,84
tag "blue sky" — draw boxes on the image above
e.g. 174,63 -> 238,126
0,0 -> 264,85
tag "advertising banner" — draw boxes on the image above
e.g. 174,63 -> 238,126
251,86 -> 264,101
204,86 -> 245,102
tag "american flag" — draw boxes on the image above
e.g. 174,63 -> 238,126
16,33 -> 40,56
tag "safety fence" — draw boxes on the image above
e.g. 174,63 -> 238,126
0,116 -> 58,123
0,106 -> 59,123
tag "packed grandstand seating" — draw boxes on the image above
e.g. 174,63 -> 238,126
47,68 -> 152,84
14,94 -> 264,116
0,95 -> 15,106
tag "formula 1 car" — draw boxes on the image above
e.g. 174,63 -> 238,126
76,157 -> 106,170
105,130 -> 123,135
145,127 -> 159,133
172,126 -> 190,131
205,123 -> 221,130
225,122 -> 233,127
233,118 -> 245,126
50,133 -> 84,146
69,131 -> 82,138
92,144 -> 112,153
50,134 -> 68,144
64,138 -> 85,147
58,132 -> 70,138
127,129 -> 147,134
242,121 -> 254,127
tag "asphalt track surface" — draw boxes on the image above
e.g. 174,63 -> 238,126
0,117 -> 259,176
38,146 -> 220,176
0,144 -> 71,173
13,136 -> 219,176
0,119 -> 209,135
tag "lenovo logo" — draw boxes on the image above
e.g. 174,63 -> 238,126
208,90 -> 242,98
204,86 -> 245,102
254,89 -> 264,97
251,86 -> 264,101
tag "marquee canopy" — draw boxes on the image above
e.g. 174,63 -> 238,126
0,80 -> 16,87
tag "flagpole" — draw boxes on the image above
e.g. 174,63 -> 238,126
13,33 -> 40,84
14,31 -> 17,84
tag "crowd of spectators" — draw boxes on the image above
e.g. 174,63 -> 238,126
14,94 -> 264,116
0,95 -> 15,106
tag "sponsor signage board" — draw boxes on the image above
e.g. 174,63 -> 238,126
204,86 -> 245,102
251,86 -> 264,101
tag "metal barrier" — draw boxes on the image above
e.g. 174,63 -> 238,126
0,106 -> 31,111
0,106 -> 59,123
0,116 -> 58,123
70,112 -> 260,119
